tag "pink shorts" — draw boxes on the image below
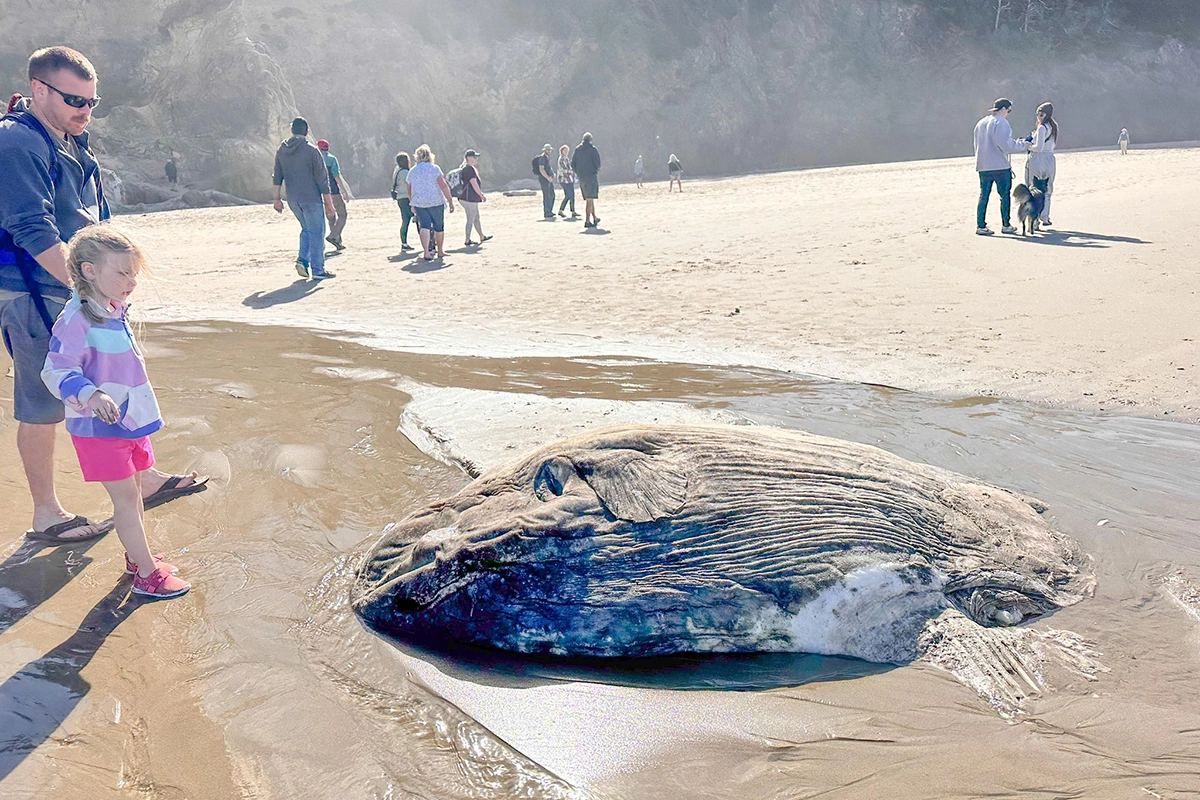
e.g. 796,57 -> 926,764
71,435 -> 156,482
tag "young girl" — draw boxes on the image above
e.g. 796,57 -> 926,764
41,225 -> 190,599
1026,102 -> 1057,226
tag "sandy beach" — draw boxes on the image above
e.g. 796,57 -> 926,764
123,145 -> 1200,420
3,148 -> 1200,799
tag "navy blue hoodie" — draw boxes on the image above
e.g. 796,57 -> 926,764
0,109 -> 108,301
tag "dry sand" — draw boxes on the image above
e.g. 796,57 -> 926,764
125,145 -> 1199,420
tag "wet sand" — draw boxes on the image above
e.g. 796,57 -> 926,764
2,324 -> 1199,798
2,150 -> 1199,798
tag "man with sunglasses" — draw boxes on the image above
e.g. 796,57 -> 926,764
0,47 -> 204,543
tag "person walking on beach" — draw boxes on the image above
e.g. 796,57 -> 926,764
272,117 -> 337,279
41,226 -> 191,598
459,149 -> 491,246
973,98 -> 1029,236
535,143 -> 556,219
1025,102 -> 1058,227
164,158 -> 177,186
390,151 -> 415,251
1118,128 -> 1129,155
634,154 -> 645,188
556,144 -> 577,218
0,46 -> 205,545
667,154 -> 683,192
406,143 -> 455,260
317,139 -> 353,251
571,132 -> 602,228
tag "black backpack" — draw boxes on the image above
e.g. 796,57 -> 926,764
532,155 -> 542,176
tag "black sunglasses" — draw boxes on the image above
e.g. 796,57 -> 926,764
35,78 -> 101,109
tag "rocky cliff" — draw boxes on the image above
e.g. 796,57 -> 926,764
3,0 -> 1197,200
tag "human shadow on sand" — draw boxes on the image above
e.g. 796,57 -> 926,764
0,581 -> 138,780
402,258 -> 449,274
0,537 -> 103,637
377,633 -> 892,692
387,251 -> 418,263
242,280 -> 323,309
580,227 -> 610,235
1016,229 -> 1149,248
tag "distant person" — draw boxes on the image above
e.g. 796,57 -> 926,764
164,158 -> 177,185
556,144 -> 577,218
272,117 -> 336,278
41,226 -> 190,598
1118,128 -> 1129,155
535,143 -> 555,219
571,132 -> 602,228
1025,102 -> 1057,227
390,151 -> 415,251
316,139 -> 353,251
667,154 -> 683,192
634,154 -> 645,188
459,149 -> 491,246
406,143 -> 455,260
973,98 -> 1029,236
1,46 -> 206,543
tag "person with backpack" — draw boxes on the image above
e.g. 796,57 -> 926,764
457,149 -> 491,246
390,151 -> 415,252
571,132 -> 602,228
0,46 -> 205,545
535,143 -> 556,219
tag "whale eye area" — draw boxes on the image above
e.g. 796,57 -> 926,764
534,457 -> 575,501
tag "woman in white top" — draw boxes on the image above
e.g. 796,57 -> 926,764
1025,102 -> 1057,226
406,144 -> 455,260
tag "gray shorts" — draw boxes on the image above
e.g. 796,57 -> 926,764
0,293 -> 66,424
578,174 -> 599,200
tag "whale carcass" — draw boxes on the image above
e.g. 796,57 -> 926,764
353,424 -> 1094,665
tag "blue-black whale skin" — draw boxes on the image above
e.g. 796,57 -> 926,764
352,424 -> 1094,662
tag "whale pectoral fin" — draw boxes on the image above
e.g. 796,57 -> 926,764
917,609 -> 1106,717
575,450 -> 688,523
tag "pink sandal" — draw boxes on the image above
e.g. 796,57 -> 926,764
124,552 -> 178,576
131,566 -> 191,599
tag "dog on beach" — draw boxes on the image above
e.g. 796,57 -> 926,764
1012,183 -> 1046,236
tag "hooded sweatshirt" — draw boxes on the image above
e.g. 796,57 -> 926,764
41,292 -> 163,439
272,136 -> 331,204
973,113 -> 1027,173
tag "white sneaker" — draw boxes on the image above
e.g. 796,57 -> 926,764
1001,225 -> 1018,234
976,227 -> 994,236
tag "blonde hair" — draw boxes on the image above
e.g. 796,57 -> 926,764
414,144 -> 435,164
66,224 -> 150,323
559,144 -> 569,155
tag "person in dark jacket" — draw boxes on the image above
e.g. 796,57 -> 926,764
272,117 -> 336,279
571,132 -> 602,227
165,158 -> 178,185
0,46 -> 204,544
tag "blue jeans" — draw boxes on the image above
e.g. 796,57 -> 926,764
540,180 -> 555,217
288,201 -> 327,275
558,181 -> 575,214
977,169 -> 1012,229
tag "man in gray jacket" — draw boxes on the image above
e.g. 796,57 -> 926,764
272,117 -> 336,278
973,98 -> 1030,236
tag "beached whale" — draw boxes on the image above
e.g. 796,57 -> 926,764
352,424 -> 1094,665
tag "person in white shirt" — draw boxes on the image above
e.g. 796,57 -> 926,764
973,98 -> 1030,236
1025,102 -> 1058,226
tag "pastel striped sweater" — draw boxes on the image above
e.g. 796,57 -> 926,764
41,293 -> 163,439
